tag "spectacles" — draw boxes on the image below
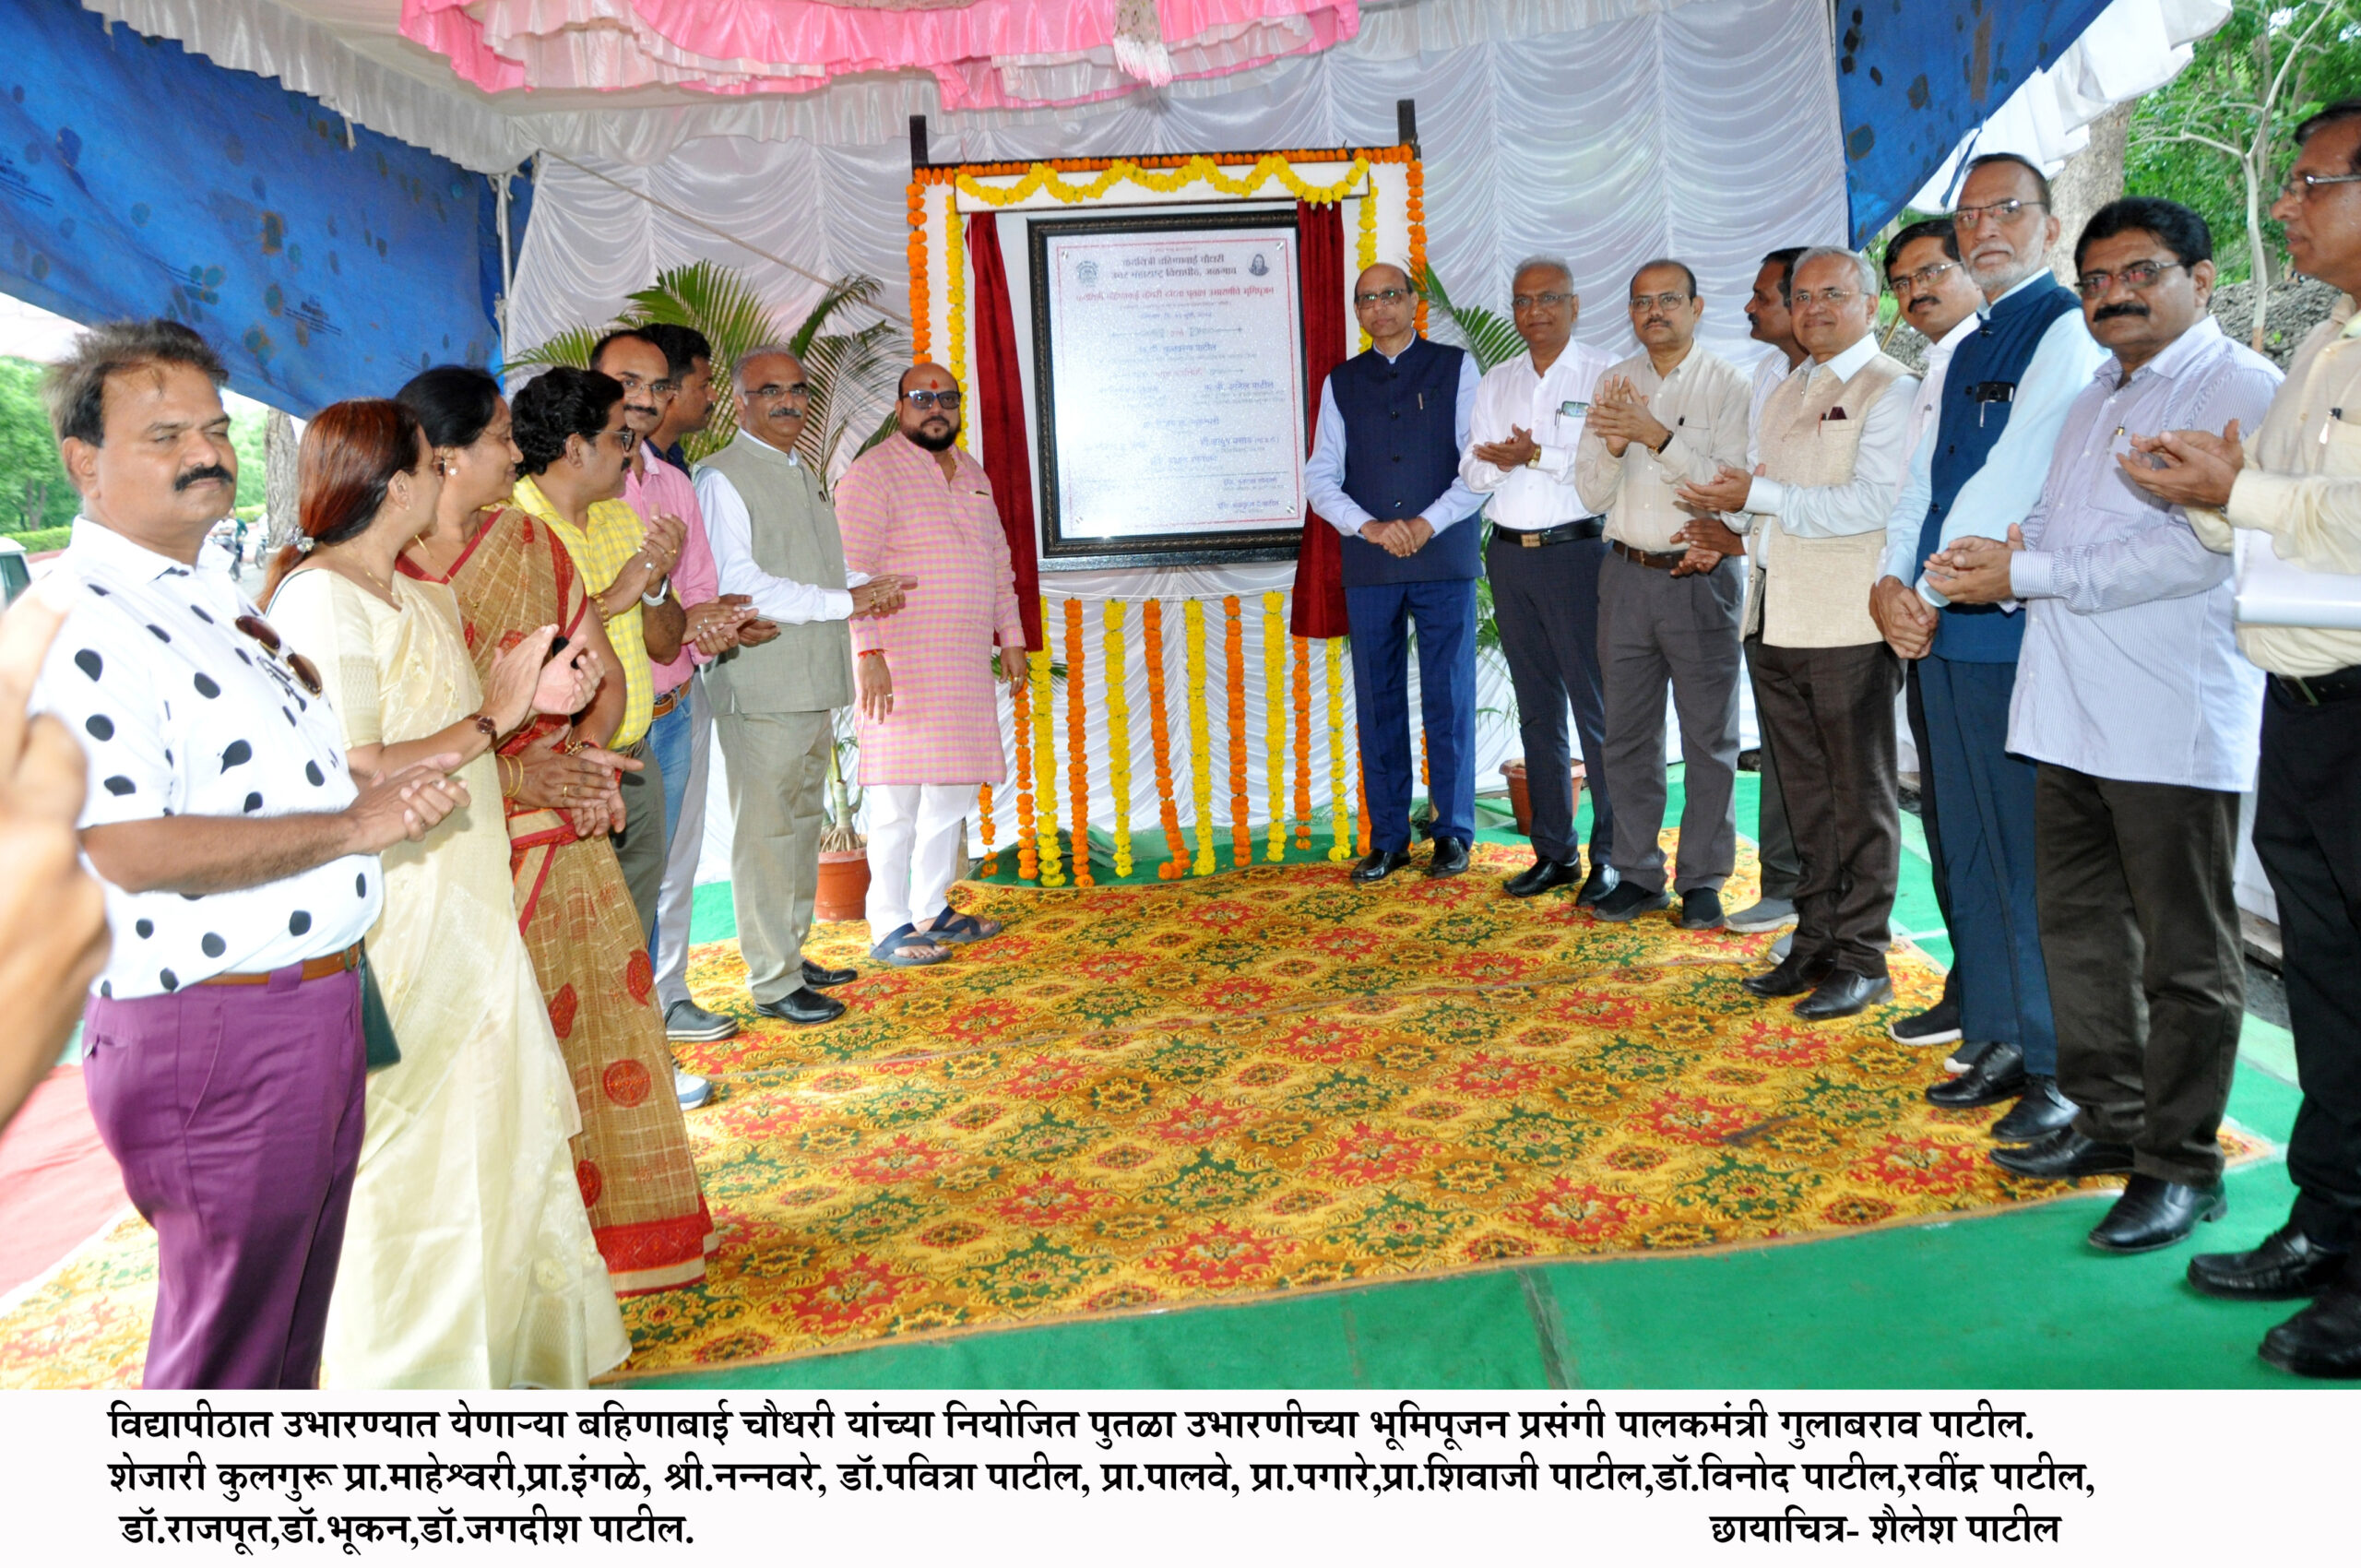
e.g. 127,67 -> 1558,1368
1630,291 -> 1691,313
234,613 -> 324,696
2075,259 -> 2183,298
748,383 -> 812,402
1512,291 -> 1572,310
597,426 -> 638,453
903,389 -> 963,411
2277,170 -> 2361,202
1954,197 -> 2046,227
1354,288 -> 1412,306
1791,286 -> 1861,307
1887,259 -> 1963,293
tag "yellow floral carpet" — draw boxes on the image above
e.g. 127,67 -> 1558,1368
0,841 -> 2264,1387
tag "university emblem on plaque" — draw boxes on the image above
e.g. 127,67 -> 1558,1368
1076,259 -> 1100,286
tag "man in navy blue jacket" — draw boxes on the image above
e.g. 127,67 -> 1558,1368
1304,263 -> 1485,882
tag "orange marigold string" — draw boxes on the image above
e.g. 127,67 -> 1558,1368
1356,744 -> 1372,856
1223,595 -> 1249,868
907,179 -> 931,359
1062,598 -> 1094,888
1010,665 -> 1038,881
1143,600 -> 1186,880
978,782 -> 997,877
1292,633 -> 1312,849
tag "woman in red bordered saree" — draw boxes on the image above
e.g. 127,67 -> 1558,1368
395,367 -> 713,1296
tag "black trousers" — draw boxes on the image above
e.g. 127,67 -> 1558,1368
2036,765 -> 2244,1185
1744,639 -> 1801,902
1905,658 -> 1963,1015
1488,533 -> 1615,867
2255,684 -> 2361,1245
1749,640 -> 1903,975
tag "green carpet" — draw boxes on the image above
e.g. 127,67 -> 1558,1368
661,771 -> 2309,1389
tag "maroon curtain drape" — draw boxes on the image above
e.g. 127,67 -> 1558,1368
1287,198 -> 1350,638
968,208 -> 1045,652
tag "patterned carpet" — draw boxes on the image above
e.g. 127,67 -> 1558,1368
0,841 -> 2261,1387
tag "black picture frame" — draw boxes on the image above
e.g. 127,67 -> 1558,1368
1026,208 -> 1308,571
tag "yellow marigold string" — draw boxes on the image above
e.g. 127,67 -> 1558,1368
1223,596 -> 1249,868
1011,668 -> 1037,881
1062,598 -> 1093,888
1102,600 -> 1133,877
944,199 -> 970,451
1324,636 -> 1351,862
1262,592 -> 1287,861
1183,600 -> 1216,876
956,153 -> 1370,210
1355,182 -> 1379,353
1143,600 -> 1186,879
1028,638 -> 1064,886
1292,634 -> 1312,849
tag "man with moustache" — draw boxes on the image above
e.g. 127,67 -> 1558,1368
695,349 -> 908,1024
2120,100 -> 2361,1375
1925,198 -> 2279,1252
834,364 -> 1027,963
1304,262 -> 1483,884
1575,259 -> 1753,930
1679,248 -> 1919,1020
1869,153 -> 2109,1146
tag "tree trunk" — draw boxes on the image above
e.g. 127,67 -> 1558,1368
2047,101 -> 2136,287
2245,157 -> 2272,351
263,408 -> 300,551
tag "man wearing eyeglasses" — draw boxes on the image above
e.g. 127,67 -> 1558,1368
696,348 -> 908,1026
30,320 -> 468,1386
1303,263 -> 1483,885
1868,152 -> 2108,1146
835,364 -> 1026,964
2118,101 -> 2361,1377
1922,200 -> 2279,1256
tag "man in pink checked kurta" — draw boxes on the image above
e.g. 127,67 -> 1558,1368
835,363 -> 1027,965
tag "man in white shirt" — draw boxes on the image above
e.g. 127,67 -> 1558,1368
1461,256 -> 1620,903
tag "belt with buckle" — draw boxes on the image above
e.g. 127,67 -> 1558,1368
199,941 -> 363,987
1500,517 -> 1606,549
650,685 -> 683,719
2270,664 -> 2361,706
1610,540 -> 1691,571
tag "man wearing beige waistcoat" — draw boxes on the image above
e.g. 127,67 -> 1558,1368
1680,248 -> 1919,1020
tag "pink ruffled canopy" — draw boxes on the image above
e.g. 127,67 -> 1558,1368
400,0 -> 1361,111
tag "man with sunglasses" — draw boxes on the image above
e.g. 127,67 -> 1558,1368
30,319 -> 469,1386
2121,100 -> 2361,1377
1924,199 -> 2279,1257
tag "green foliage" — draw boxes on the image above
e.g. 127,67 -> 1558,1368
6,525 -> 72,552
228,404 -> 267,511
0,357 -> 76,533
1419,266 -> 1524,372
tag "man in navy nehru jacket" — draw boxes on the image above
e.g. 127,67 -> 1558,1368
1305,262 -> 1485,883
1870,152 -> 2108,1146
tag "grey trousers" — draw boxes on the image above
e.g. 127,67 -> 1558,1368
1744,637 -> 1801,901
1597,550 -> 1743,895
714,708 -> 834,1005
609,736 -> 666,945
654,674 -> 712,1014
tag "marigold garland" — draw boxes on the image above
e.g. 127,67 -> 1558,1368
1011,669 -> 1038,881
1101,600 -> 1134,878
1261,592 -> 1287,862
1292,635 -> 1312,849
1028,640 -> 1064,886
1355,180 -> 1380,353
907,180 -> 930,359
1183,600 -> 1216,877
944,198 -> 970,449
978,781 -> 997,877
1406,157 -> 1429,337
1357,745 -> 1372,856
1062,598 -> 1093,888
1324,636 -> 1351,862
1143,600 -> 1187,880
1223,596 -> 1250,868
957,153 -> 1371,210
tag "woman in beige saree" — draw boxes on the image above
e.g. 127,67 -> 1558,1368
267,398 -> 629,1386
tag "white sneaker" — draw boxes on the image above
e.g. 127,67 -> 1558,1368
1726,897 -> 1798,932
674,1061 -> 712,1111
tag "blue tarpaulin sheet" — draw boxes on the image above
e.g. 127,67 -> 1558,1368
0,0 -> 504,416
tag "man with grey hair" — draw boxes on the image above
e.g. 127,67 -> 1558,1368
1462,255 -> 1620,902
694,347 -> 908,1027
1679,246 -> 1918,1018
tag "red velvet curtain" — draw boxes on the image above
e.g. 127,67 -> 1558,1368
1287,198 -> 1350,638
967,208 -> 1045,652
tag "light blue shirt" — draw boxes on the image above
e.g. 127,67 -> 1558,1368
1302,343 -> 1484,536
1879,273 -> 2112,601
2003,315 -> 2283,791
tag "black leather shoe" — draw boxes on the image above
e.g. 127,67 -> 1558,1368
1945,1039 -> 1999,1075
753,986 -> 847,1026
1926,1039 -> 2026,1108
1990,1126 -> 2135,1180
1504,857 -> 1581,897
1590,880 -> 1670,921
2088,1174 -> 2227,1253
1742,950 -> 1836,998
2189,1224 -> 2353,1301
1572,861 -> 1620,906
1989,1075 -> 2078,1143
1794,970 -> 1892,1021
801,958 -> 857,989
1352,849 -> 1413,884
1679,889 -> 1725,930
2260,1285 -> 2361,1378
1426,837 -> 1471,879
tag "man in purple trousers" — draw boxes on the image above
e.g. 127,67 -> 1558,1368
30,321 -> 466,1388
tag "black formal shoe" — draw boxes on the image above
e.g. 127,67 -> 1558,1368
1504,857 -> 1581,897
1426,837 -> 1471,879
1889,994 -> 1963,1046
801,958 -> 857,989
1590,881 -> 1670,921
1572,861 -> 1621,907
2260,1284 -> 2361,1379
1990,1126 -> 2136,1180
1742,950 -> 1836,998
1925,1039 -> 2026,1108
1794,970 -> 1893,1021
1352,849 -> 1412,883
1945,1039 -> 1999,1075
2088,1174 -> 2227,1253
1989,1075 -> 2078,1143
2188,1223 -> 2353,1301
753,986 -> 847,1026
1679,889 -> 1725,930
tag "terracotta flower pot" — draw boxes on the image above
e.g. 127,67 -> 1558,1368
1499,757 -> 1585,838
814,848 -> 872,922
